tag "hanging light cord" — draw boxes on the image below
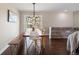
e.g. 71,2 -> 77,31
33,3 -> 35,17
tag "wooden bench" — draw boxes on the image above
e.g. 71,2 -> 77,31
9,33 -> 24,55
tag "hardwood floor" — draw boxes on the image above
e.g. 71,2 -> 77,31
41,38 -> 69,55
2,37 -> 69,55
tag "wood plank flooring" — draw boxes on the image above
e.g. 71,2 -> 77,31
41,38 -> 69,55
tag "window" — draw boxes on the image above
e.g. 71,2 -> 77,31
24,15 -> 42,31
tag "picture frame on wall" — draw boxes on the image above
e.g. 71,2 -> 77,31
7,10 -> 17,23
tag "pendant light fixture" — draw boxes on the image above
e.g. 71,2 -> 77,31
32,3 -> 38,27
32,3 -> 37,22
28,3 -> 39,28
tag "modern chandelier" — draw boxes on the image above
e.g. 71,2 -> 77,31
28,3 -> 40,27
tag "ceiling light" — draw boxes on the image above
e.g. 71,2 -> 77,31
28,3 -> 39,28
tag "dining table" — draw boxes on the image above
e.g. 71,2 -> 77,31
23,33 -> 48,54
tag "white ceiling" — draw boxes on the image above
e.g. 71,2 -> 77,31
2,3 -> 79,12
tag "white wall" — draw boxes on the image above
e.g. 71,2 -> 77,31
73,11 -> 79,27
20,11 -> 73,34
42,12 -> 73,27
0,4 -> 19,54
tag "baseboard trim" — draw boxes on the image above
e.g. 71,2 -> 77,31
0,45 -> 9,55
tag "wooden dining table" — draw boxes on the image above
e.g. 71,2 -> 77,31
23,34 -> 48,54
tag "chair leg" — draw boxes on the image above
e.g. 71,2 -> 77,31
34,40 -> 41,54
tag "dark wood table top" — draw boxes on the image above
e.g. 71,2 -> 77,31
23,34 -> 48,37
